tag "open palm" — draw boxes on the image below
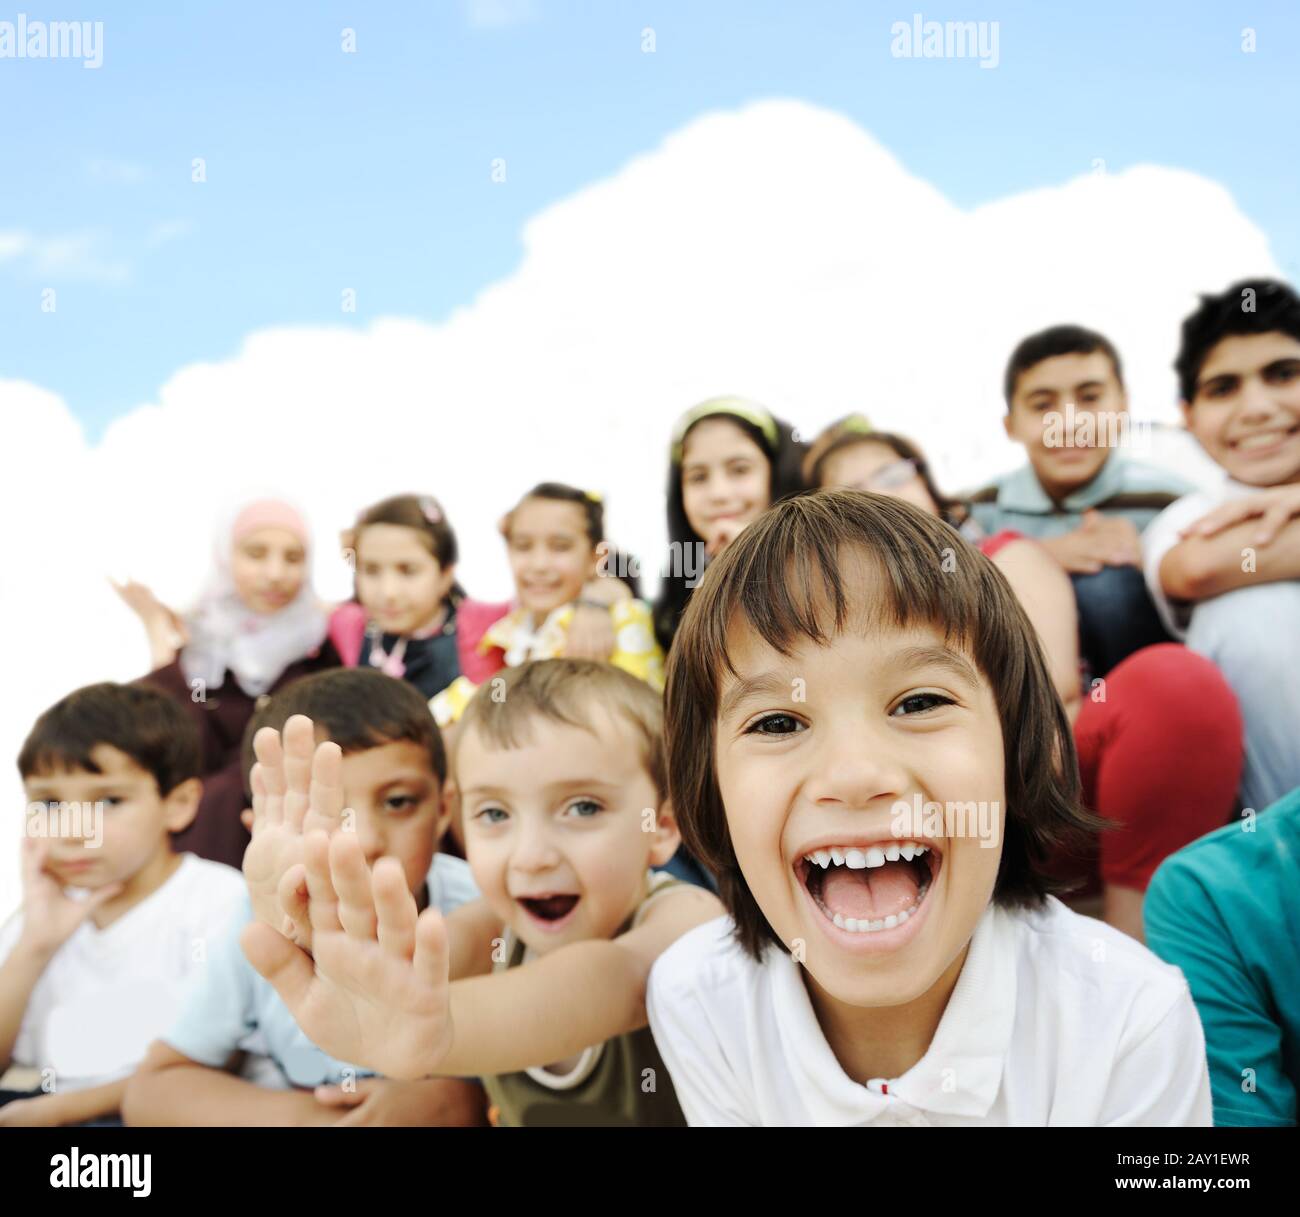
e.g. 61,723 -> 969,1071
243,715 -> 351,948
242,829 -> 454,1081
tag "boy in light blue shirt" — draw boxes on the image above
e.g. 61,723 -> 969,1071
969,325 -> 1194,676
122,669 -> 485,1126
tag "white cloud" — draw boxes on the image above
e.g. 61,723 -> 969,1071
0,227 -> 130,282
0,98 -> 1279,908
0,231 -> 30,261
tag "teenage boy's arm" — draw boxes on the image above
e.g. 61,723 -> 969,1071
122,1040 -> 341,1127
243,829 -> 723,1080
1160,489 -> 1300,600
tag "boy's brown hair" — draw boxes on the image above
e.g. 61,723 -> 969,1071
665,488 -> 1101,960
457,659 -> 666,803
19,682 -> 201,795
240,667 -> 446,796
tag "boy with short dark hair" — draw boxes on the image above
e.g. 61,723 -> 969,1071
970,324 -> 1195,675
122,668 -> 487,1126
1,683 -> 244,1126
1143,278 -> 1300,811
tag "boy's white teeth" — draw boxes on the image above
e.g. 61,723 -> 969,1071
804,844 -> 930,868
1237,431 -> 1287,449
829,904 -> 919,934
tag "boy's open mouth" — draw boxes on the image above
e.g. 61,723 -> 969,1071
795,843 -> 939,934
518,894 -> 580,922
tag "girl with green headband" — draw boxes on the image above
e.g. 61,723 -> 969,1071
653,397 -> 808,653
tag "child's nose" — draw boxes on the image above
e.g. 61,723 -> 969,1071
510,823 -> 560,871
806,721 -> 908,809
1238,378 -> 1279,420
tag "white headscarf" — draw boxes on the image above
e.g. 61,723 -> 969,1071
180,499 -> 330,698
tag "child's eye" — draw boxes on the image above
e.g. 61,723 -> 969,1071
384,795 -> 418,815
563,799 -> 602,819
99,796 -> 125,808
745,713 -> 805,736
891,692 -> 956,717
475,806 -> 509,825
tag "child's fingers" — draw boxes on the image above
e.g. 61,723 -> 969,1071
329,832 -> 379,941
20,836 -> 47,887
251,730 -> 287,825
240,808 -> 254,833
305,742 -> 346,832
240,921 -> 316,1007
249,766 -> 271,828
372,859 -> 419,959
277,864 -> 311,944
281,716 -> 316,829
1254,502 -> 1292,547
1183,500 -> 1258,539
303,830 -> 343,935
412,907 -> 452,992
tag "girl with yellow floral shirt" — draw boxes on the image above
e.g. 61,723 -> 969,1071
431,483 -> 663,726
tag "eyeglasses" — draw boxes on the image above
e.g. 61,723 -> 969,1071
848,458 -> 919,493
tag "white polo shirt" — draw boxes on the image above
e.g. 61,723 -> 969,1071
646,897 -> 1211,1126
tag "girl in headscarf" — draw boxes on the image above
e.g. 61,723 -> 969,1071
121,499 -> 339,868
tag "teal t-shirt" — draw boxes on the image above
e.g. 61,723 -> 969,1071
1144,789 -> 1300,1127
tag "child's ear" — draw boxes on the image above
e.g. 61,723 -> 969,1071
163,777 -> 203,834
1001,410 -> 1016,441
646,798 -> 683,868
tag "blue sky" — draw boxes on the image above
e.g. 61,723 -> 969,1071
3,0 -> 1298,437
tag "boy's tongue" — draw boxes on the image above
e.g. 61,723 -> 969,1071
822,861 -> 919,921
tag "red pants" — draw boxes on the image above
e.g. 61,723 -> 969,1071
1056,644 -> 1243,892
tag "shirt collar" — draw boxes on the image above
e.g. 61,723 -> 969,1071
773,903 -> 1016,1124
996,455 -> 1125,514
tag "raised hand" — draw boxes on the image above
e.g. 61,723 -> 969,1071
109,578 -> 189,668
241,715 -> 350,951
240,829 -> 454,1081
17,838 -> 123,957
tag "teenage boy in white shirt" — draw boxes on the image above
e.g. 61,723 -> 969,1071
1144,278 -> 1300,811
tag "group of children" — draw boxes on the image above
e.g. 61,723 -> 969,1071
2,277 -> 1297,1127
